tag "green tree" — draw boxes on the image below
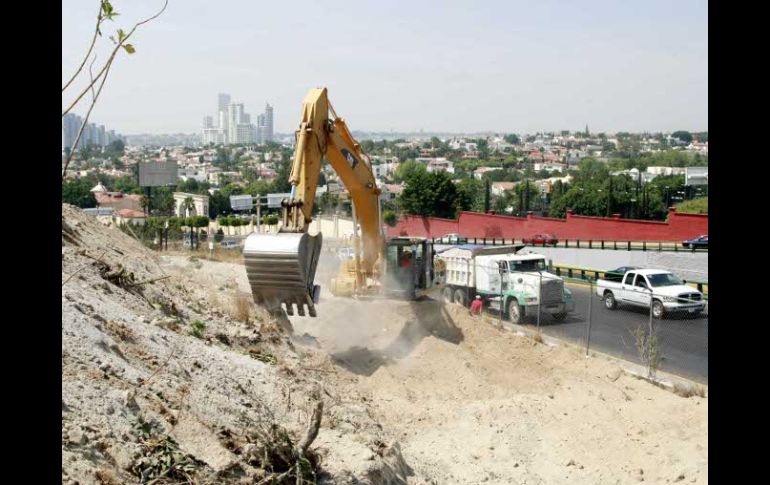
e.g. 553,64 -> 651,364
399,170 -> 459,218
62,179 -> 97,208
383,210 -> 397,226
675,196 -> 707,214
503,134 -> 521,145
393,160 -> 426,183
456,178 -> 485,212
671,131 -> 693,144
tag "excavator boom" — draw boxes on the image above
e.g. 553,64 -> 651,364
243,88 -> 383,317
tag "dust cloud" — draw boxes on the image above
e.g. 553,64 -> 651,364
290,252 -> 463,376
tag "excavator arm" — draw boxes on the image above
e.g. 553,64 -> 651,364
243,87 -> 384,317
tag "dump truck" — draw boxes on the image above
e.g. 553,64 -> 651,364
437,244 -> 574,323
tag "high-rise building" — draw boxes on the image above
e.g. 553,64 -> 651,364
256,114 -> 266,145
62,113 -> 82,151
217,94 -> 231,115
218,93 -> 231,140
203,93 -> 265,145
264,103 -> 274,142
227,103 -> 245,143
236,124 -> 257,144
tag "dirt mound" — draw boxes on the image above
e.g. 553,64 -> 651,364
291,291 -> 708,485
61,204 -> 412,484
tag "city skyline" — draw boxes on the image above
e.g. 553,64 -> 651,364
62,0 -> 707,135
201,93 -> 274,145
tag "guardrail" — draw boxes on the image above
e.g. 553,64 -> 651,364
549,263 -> 708,299
430,237 -> 707,252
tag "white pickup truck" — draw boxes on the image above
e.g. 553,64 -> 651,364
595,268 -> 705,319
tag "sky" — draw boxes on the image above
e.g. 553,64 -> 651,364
62,0 -> 708,135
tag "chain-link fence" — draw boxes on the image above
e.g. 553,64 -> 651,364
466,264 -> 709,384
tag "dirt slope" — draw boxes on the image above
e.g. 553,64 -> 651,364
290,287 -> 708,485
61,204 -> 412,484
62,204 -> 706,484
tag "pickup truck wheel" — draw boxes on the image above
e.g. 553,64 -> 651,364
652,300 -> 665,319
442,287 -> 453,302
552,312 -> 567,322
507,299 -> 522,324
453,289 -> 467,307
604,292 -> 617,310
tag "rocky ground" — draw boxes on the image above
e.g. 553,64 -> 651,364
62,204 -> 413,484
62,203 -> 707,484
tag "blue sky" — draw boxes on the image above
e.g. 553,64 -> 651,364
62,0 -> 708,135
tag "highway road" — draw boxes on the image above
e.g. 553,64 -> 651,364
485,282 -> 708,383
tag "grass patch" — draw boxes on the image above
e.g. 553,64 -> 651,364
231,293 -> 251,322
531,331 -> 544,344
130,417 -> 206,484
189,320 -> 206,339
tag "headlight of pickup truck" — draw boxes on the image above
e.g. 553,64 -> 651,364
525,297 -> 538,304
662,296 -> 677,302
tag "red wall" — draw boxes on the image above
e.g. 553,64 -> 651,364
388,209 -> 707,241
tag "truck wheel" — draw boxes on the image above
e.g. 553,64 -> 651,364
652,300 -> 665,319
454,289 -> 467,307
507,299 -> 522,324
552,312 -> 567,322
442,287 -> 453,302
604,291 -> 617,310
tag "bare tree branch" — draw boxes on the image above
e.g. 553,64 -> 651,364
62,53 -> 116,180
88,54 -> 99,102
61,0 -> 169,117
61,0 -> 169,180
61,1 -> 104,93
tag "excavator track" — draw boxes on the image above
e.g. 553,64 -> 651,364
243,232 -> 322,317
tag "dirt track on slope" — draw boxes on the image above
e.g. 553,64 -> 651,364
289,266 -> 708,485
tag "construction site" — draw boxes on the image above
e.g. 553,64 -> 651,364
62,87 -> 708,485
62,194 -> 707,485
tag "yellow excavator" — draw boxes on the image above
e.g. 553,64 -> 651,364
243,87 -> 444,317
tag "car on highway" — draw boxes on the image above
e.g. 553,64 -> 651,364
522,234 -> 558,245
682,235 -> 708,249
596,268 -> 705,319
221,239 -> 240,250
603,266 -> 641,282
438,233 -> 464,244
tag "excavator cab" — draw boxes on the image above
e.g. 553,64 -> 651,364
383,237 -> 437,298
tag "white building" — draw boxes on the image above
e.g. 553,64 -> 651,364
646,166 -> 686,176
173,192 -> 210,218
426,158 -> 454,174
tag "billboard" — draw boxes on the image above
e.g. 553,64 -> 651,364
138,161 -> 178,187
267,193 -> 291,209
230,194 -> 254,211
685,166 -> 708,186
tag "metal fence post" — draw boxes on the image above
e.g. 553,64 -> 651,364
648,292 -> 654,378
498,263 -> 503,327
537,272 -> 542,329
586,279 -> 593,356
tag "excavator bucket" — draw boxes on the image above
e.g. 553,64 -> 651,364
243,232 -> 322,317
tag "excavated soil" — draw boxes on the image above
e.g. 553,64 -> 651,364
61,204 -> 414,485
62,204 -> 707,484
